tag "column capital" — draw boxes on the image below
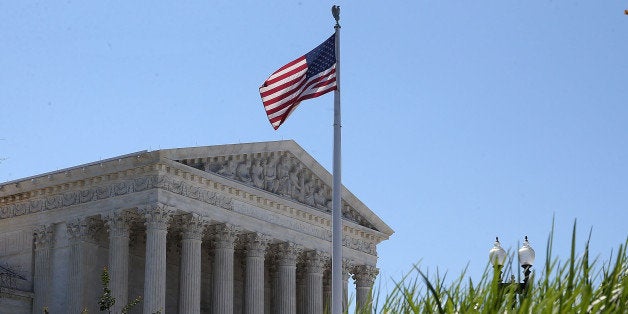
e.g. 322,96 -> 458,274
34,225 -> 54,250
142,203 -> 174,230
305,250 -> 329,274
273,242 -> 301,266
104,210 -> 134,237
66,217 -> 98,243
244,232 -> 270,257
210,223 -> 239,248
352,265 -> 379,287
179,213 -> 207,240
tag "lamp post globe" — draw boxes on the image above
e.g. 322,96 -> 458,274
518,236 -> 535,284
489,237 -> 507,267
518,236 -> 535,267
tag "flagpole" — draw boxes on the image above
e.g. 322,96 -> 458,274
331,5 -> 343,314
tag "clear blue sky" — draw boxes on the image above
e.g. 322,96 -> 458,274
1,0 -> 627,300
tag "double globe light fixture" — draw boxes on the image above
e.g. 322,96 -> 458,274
489,236 -> 536,290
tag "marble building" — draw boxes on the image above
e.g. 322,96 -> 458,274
0,140 -> 393,314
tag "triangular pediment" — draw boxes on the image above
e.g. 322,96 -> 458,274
158,140 -> 392,235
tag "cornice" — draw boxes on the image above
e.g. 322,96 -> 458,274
1,142 -> 393,238
0,157 -> 386,255
0,152 -> 159,201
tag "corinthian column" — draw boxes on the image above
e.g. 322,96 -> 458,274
104,210 -> 132,314
353,265 -> 379,314
33,225 -> 53,314
179,213 -> 206,314
244,233 -> 269,314
304,251 -> 327,314
274,242 -> 300,314
211,223 -> 239,314
142,204 -> 173,314
66,217 -> 98,314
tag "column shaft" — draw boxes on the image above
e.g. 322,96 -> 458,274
105,211 -> 131,314
305,272 -> 323,314
67,239 -> 85,313
275,242 -> 299,314
142,205 -> 172,314
144,228 -> 168,313
353,265 -> 379,314
211,224 -> 238,314
66,218 -> 97,314
245,255 -> 264,314
304,251 -> 326,314
179,214 -> 205,314
33,225 -> 53,314
277,265 -> 296,314
244,233 -> 269,314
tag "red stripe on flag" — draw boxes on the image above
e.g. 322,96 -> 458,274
259,35 -> 336,130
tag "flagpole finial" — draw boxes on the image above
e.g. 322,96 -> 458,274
332,5 -> 340,28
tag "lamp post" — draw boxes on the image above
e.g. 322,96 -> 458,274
489,236 -> 535,293
518,236 -> 535,286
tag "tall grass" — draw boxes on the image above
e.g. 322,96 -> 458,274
375,221 -> 628,313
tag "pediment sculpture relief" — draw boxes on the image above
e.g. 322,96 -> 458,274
177,152 -> 374,229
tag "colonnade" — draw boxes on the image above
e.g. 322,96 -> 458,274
31,205 -> 379,314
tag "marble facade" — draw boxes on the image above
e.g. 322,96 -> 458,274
0,140 -> 393,313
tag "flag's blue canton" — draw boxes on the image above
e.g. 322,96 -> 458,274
305,34 -> 336,79
260,33 -> 337,130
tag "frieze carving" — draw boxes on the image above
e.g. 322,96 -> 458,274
343,235 -> 377,255
155,175 -> 232,210
179,153 -> 375,229
0,174 -> 232,220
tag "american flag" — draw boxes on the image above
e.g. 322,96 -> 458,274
259,34 -> 337,130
